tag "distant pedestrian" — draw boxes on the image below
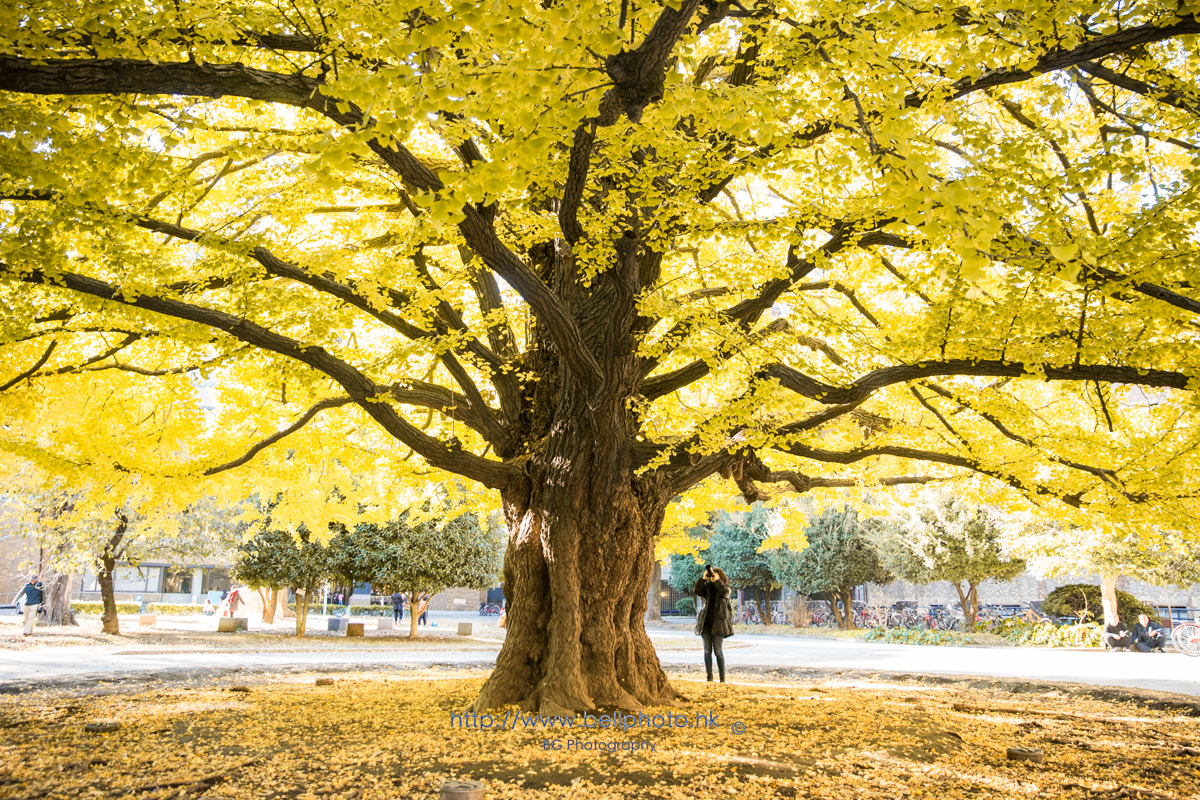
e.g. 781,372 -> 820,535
227,586 -> 243,617
418,596 -> 428,626
391,591 -> 404,622
15,575 -> 44,636
202,598 -> 215,616
693,565 -> 734,683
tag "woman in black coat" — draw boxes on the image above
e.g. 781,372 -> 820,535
693,565 -> 734,682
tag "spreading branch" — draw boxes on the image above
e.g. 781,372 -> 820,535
1,263 -> 513,488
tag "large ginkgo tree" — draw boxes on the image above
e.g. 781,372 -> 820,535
0,0 -> 1197,713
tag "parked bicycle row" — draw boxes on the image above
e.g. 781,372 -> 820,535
728,600 -> 1068,631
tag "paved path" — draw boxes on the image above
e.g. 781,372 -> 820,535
1,627 -> 1197,697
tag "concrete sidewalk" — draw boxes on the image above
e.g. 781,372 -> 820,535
2,615 -> 1197,697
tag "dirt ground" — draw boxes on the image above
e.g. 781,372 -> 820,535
0,666 -> 1196,800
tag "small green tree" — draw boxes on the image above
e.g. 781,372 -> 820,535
235,525 -> 330,636
768,505 -> 892,629
1006,521 -> 1200,630
706,504 -> 779,618
366,510 -> 504,638
874,491 -> 1026,629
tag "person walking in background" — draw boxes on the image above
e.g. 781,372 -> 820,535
15,575 -> 44,636
693,565 -> 734,683
391,591 -> 404,623
227,586 -> 243,617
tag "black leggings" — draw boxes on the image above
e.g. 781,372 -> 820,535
701,631 -> 725,680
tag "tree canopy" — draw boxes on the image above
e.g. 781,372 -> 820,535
873,490 -> 1026,628
0,0 -> 1197,712
768,504 -> 892,628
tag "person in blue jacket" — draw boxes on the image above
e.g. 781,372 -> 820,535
15,575 -> 44,636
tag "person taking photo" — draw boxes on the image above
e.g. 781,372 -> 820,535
693,565 -> 734,683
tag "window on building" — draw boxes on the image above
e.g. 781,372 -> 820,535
113,566 -> 149,592
162,567 -> 193,594
202,568 -> 232,593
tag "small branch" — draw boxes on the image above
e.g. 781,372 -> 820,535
0,340 -> 57,391
203,398 -> 354,475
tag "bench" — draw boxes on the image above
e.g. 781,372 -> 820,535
346,622 -> 365,637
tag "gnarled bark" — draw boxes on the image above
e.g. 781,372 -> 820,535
473,428 -> 679,715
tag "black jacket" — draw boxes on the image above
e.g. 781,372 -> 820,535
1133,620 -> 1164,643
692,575 -> 734,638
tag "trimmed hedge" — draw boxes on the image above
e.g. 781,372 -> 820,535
674,597 -> 696,616
71,602 -> 206,616
1041,583 -> 1159,625
302,604 -> 394,617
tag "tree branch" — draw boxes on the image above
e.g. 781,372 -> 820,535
764,359 -> 1193,405
0,263 -> 513,488
0,55 -> 603,390
203,397 -> 355,475
904,15 -> 1200,108
1077,60 -> 1200,116
0,339 -> 57,392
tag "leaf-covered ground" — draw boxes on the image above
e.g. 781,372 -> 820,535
1,668 -> 1196,800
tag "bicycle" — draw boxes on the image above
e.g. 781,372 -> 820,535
769,601 -> 788,625
1172,621 -> 1200,656
478,602 -> 501,616
740,600 -> 763,625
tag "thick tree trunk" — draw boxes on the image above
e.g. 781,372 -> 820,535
278,590 -> 293,619
42,569 -> 77,626
98,515 -> 126,635
258,588 -> 279,624
840,590 -> 857,630
294,587 -> 308,636
472,463 -> 679,714
953,581 -> 980,629
1100,573 -> 1120,629
408,591 -> 421,638
98,552 -> 119,635
828,597 -> 845,628
645,561 -> 662,623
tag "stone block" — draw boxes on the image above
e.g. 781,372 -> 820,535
218,617 -> 248,632
139,614 -> 157,627
346,621 -> 365,637
376,617 -> 394,631
327,617 -> 348,631
457,622 -> 473,636
440,779 -> 486,800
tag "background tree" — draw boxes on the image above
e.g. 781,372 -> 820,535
2,0 -> 1198,712
365,508 -> 505,638
768,505 -> 892,629
235,527 -> 300,626
1006,521 -> 1200,629
704,504 -> 779,617
873,490 -> 1026,628
1041,583 -> 1159,625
